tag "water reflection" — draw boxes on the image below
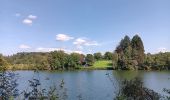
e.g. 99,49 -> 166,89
15,70 -> 170,100
112,70 -> 143,80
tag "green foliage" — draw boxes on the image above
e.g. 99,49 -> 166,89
112,52 -> 118,69
70,53 -> 82,66
65,53 -> 83,69
4,51 -> 86,70
49,51 -> 85,70
131,35 -> 145,65
85,54 -> 95,66
104,52 -> 113,60
49,50 -> 67,70
1,34 -> 170,71
0,71 -> 19,99
7,52 -> 49,70
163,88 -> 170,100
93,52 -> 103,60
0,54 -> 9,70
115,78 -> 160,100
167,57 -> 170,69
23,78 -> 67,100
115,35 -> 145,70
113,35 -> 169,71
151,52 -> 170,70
0,71 -> 67,100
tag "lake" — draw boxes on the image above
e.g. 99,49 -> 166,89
15,70 -> 170,100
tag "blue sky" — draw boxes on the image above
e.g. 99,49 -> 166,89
0,0 -> 170,55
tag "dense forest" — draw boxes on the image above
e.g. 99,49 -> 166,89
113,35 -> 170,70
0,35 -> 170,70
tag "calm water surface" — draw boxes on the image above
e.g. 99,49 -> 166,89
15,70 -> 170,100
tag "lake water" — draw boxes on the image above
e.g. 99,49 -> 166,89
15,70 -> 170,100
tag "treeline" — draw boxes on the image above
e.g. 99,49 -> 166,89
0,35 -> 170,70
0,54 -> 9,70
113,35 -> 170,70
0,51 -> 113,70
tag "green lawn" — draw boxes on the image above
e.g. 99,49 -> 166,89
80,60 -> 113,70
92,60 -> 112,68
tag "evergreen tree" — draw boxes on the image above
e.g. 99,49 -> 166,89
115,35 -> 132,69
131,35 -> 145,65
123,36 -> 132,59
115,35 -> 145,70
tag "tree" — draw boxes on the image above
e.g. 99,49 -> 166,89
123,36 -> 132,59
93,52 -> 102,60
0,72 -> 19,99
116,35 -> 132,59
115,36 -> 133,70
34,55 -> 49,70
112,52 -> 118,69
115,78 -> 160,100
131,35 -> 145,65
85,54 -> 95,66
152,52 -> 169,70
0,54 -> 9,70
49,51 -> 67,70
65,53 -> 82,69
115,35 -> 145,70
70,53 -> 81,65
167,57 -> 170,69
144,53 -> 153,70
104,52 -> 113,60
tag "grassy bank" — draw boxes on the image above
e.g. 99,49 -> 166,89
80,60 -> 113,70
4,60 -> 113,70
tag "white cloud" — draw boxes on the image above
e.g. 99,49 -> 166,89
36,47 -> 83,54
22,14 -> 37,25
23,19 -> 32,25
56,34 -> 74,41
36,47 -> 61,52
73,38 -> 86,45
19,44 -> 31,49
28,15 -> 37,19
73,38 -> 99,49
157,47 -> 168,53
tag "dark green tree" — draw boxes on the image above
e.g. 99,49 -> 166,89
93,52 -> 102,60
85,54 -> 95,66
34,55 -> 49,70
49,51 -> 67,70
112,52 -> 118,69
115,35 -> 145,70
65,53 -> 82,69
122,36 -> 132,59
131,35 -> 145,66
104,52 -> 113,60
167,57 -> 170,69
115,36 -> 133,69
70,53 -> 81,65
144,53 -> 153,70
